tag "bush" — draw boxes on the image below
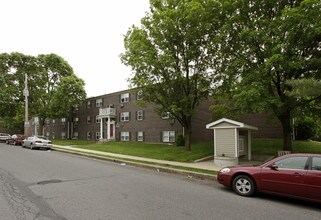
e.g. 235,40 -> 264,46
175,134 -> 185,146
295,118 -> 318,140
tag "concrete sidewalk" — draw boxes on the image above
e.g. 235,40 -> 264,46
52,145 -> 222,179
52,145 -> 267,180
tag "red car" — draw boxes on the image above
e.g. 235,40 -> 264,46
217,153 -> 321,203
6,134 -> 26,146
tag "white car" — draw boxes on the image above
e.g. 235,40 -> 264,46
22,136 -> 52,150
0,133 -> 11,143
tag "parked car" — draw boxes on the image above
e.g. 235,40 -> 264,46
22,135 -> 52,150
6,134 -> 26,145
217,153 -> 321,204
0,133 -> 11,143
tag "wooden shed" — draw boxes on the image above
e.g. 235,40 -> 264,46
206,118 -> 258,166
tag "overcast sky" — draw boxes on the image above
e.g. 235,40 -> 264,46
0,0 -> 150,97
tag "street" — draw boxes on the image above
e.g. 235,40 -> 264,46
0,143 -> 320,220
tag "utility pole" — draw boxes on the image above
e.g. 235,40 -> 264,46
23,73 -> 29,136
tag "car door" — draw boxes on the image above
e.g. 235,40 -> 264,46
259,156 -> 309,198
305,156 -> 321,202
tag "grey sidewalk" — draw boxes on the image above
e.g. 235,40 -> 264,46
52,145 -> 222,172
52,145 -> 266,180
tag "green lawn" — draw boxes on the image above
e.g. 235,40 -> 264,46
52,139 -> 321,162
53,140 -> 213,162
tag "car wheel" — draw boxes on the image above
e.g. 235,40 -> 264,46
232,175 -> 256,197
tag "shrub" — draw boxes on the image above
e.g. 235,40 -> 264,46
175,134 -> 185,146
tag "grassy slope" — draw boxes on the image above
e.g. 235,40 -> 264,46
52,139 -> 321,163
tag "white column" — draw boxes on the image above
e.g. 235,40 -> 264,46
107,116 -> 110,141
100,118 -> 103,140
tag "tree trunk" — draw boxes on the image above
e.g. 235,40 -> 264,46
184,121 -> 192,151
279,113 -> 293,152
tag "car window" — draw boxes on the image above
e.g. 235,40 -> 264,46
312,157 -> 321,171
274,156 -> 308,170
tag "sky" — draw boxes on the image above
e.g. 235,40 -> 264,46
0,0 -> 150,97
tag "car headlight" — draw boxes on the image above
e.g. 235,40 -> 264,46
219,168 -> 231,173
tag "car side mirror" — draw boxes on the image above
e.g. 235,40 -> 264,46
269,164 -> 278,170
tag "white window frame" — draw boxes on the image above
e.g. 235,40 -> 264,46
121,131 -> 130,141
73,132 -> 79,139
137,110 -> 144,121
96,115 -> 100,123
137,131 -> 144,142
162,131 -> 175,142
121,112 -> 130,122
87,100 -> 92,108
120,93 -> 130,103
137,90 -> 143,100
61,118 -> 66,123
61,132 -> 66,140
87,132 -> 92,140
95,132 -> 100,140
87,116 -> 91,124
96,98 -> 103,107
162,112 -> 171,119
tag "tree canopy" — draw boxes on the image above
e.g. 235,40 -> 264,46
121,0 -> 223,150
0,52 -> 86,133
215,0 -> 321,151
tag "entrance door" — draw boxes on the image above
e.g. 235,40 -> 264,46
110,124 -> 114,139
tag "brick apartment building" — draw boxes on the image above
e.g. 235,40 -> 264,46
42,89 -> 282,143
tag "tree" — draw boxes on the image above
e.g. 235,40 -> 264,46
0,52 -> 86,135
31,54 -> 86,134
217,0 -> 321,151
121,0 -> 223,150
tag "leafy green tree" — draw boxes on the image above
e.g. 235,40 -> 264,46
0,53 -> 86,134
217,0 -> 321,151
121,0 -> 223,150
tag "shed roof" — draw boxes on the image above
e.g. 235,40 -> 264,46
206,118 -> 258,130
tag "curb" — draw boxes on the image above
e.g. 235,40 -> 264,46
52,147 -> 217,181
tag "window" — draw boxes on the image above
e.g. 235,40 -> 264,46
73,132 -> 79,139
137,131 -> 144,142
120,93 -> 130,103
162,131 -> 175,142
96,116 -> 101,123
137,110 -> 144,121
96,98 -> 103,107
45,119 -> 50,125
52,119 -> 55,125
87,132 -> 92,140
87,116 -> 91,124
162,112 -> 171,119
61,118 -> 66,125
74,117 -> 79,124
137,90 -> 143,100
96,132 -> 100,140
121,112 -> 130,122
274,156 -> 308,170
121,131 -> 130,141
61,132 -> 66,140
73,105 -> 79,112
87,100 -> 92,108
312,157 -> 321,171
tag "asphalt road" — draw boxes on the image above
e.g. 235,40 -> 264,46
0,143 -> 320,220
